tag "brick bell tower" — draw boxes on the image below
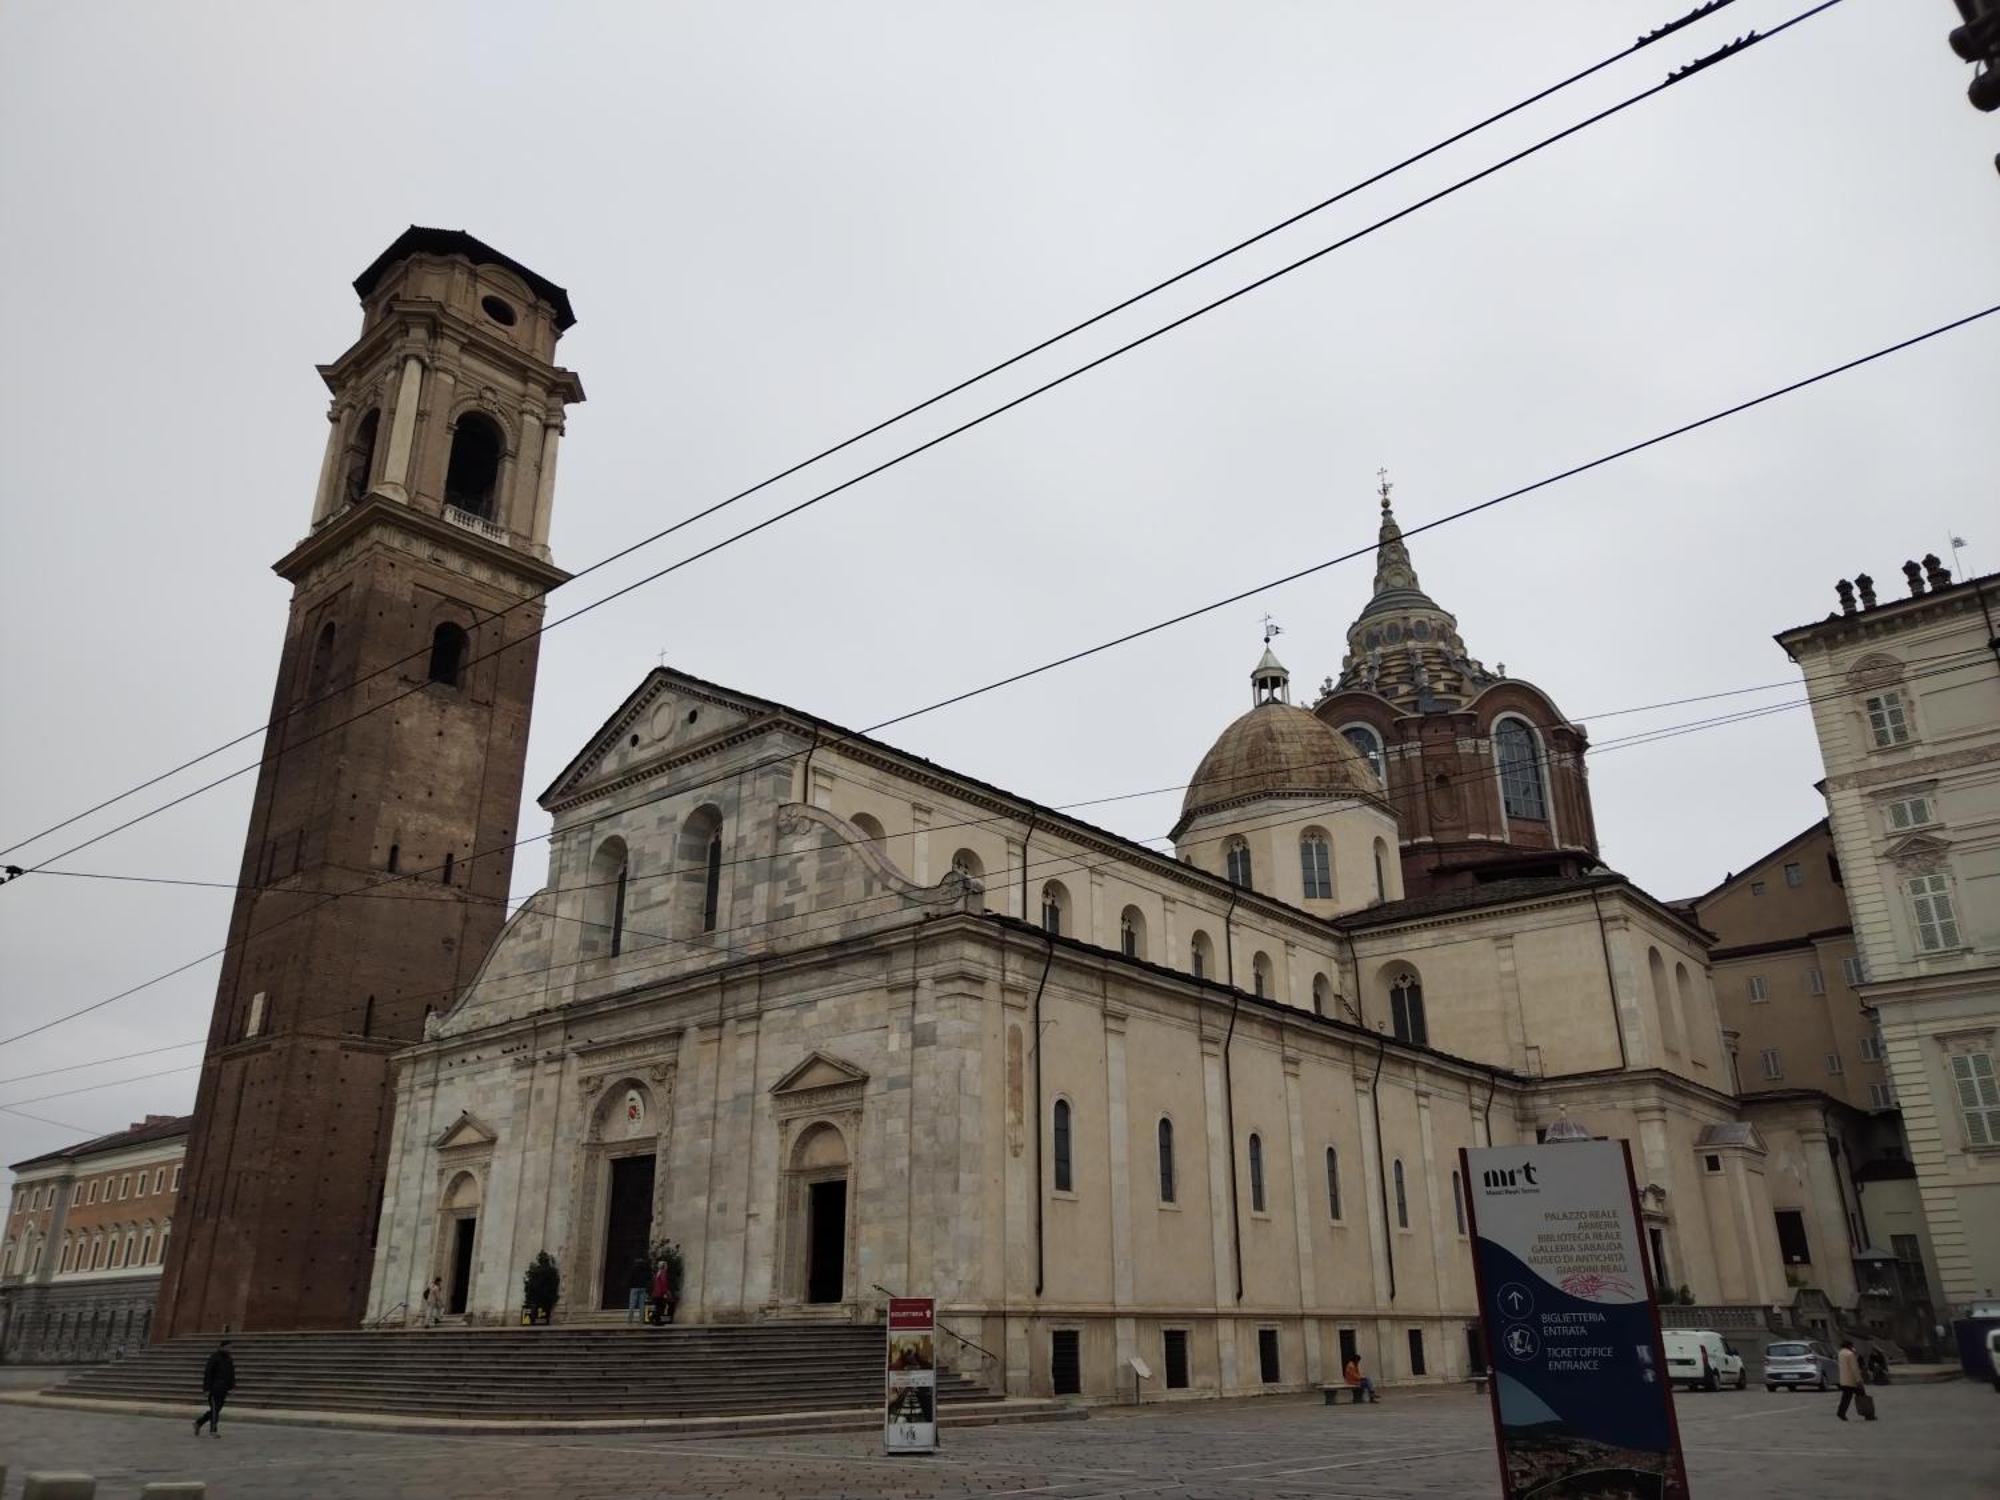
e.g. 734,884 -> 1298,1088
155,229 -> 583,1336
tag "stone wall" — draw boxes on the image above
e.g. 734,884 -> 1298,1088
1,1275 -> 161,1364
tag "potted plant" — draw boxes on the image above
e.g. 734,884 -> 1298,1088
521,1250 -> 561,1324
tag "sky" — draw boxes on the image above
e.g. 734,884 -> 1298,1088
2,0 -> 1996,1195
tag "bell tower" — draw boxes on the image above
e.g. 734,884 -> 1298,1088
155,229 -> 583,1337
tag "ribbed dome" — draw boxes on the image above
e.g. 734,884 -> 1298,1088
1181,701 -> 1380,822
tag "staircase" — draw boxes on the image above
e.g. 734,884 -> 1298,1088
48,1322 -> 997,1422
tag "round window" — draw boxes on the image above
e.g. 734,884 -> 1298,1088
1385,623 -> 1403,644
1413,620 -> 1431,640
480,295 -> 518,327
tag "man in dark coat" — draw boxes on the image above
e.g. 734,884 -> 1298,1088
193,1338 -> 234,1437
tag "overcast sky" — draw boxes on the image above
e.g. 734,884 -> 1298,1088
2,1 -> 1996,1194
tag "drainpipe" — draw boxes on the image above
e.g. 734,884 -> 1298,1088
1019,811 -> 1039,922
1371,1031 -> 1395,1302
1480,1070 -> 1500,1148
1587,886 -> 1631,1072
1971,575 -> 2000,676
1221,889 -> 1244,1302
1031,929 -> 1055,1298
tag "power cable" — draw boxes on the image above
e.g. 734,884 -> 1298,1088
0,0 -> 1836,871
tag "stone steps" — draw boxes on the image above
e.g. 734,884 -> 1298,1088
53,1323 -> 995,1420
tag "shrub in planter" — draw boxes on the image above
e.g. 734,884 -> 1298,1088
522,1250 -> 561,1323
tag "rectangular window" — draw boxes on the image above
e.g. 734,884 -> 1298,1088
118,1175 -> 130,1201
1407,1328 -> 1427,1377
1825,1052 -> 1844,1075
1748,976 -> 1768,1003
1759,1047 -> 1783,1080
1865,690 -> 1911,747
1950,1051 -> 2000,1147
1908,874 -> 1961,952
1886,795 -> 1932,830
1784,861 -> 1803,888
1774,1209 -> 1812,1265
172,1165 -> 182,1191
1842,956 -> 1865,988
1162,1329 -> 1190,1389
86,1182 -> 96,1205
1891,1233 -> 1922,1266
1859,1033 -> 1884,1062
1750,880 -> 1766,897
1050,1329 -> 1081,1396
1806,967 -> 1825,996
1258,1328 -> 1281,1384
1868,1082 -> 1896,1109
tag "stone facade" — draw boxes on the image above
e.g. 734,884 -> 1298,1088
1777,558 -> 2000,1316
363,658 -> 1788,1401
2,1116 -> 188,1363
155,230 -> 583,1338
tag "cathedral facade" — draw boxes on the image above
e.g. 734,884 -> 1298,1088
362,505 -> 1790,1398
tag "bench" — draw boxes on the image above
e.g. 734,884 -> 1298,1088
1320,1383 -> 1374,1405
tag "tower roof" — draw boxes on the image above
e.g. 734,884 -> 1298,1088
1329,478 -> 1496,713
354,227 -> 577,329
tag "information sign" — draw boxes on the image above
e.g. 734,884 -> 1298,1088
884,1296 -> 937,1454
1462,1140 -> 1688,1500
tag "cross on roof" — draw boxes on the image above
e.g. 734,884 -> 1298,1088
1377,467 -> 1394,506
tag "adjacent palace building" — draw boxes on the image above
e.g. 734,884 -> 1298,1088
153,230 -> 1860,1402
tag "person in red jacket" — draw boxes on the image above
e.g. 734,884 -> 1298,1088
650,1260 -> 671,1328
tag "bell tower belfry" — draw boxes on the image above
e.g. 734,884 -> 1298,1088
155,228 -> 583,1337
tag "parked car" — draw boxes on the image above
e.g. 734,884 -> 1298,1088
1663,1330 -> 1746,1391
1764,1340 -> 1837,1391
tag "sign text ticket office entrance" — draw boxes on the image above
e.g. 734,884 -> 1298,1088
1461,1140 -> 1690,1500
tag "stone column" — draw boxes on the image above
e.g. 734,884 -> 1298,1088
515,405 -> 544,538
1161,895 -> 1178,971
1000,990 -> 1032,1394
378,355 -> 426,502
1797,1124 -> 1857,1304
1004,839 -> 1025,918
310,408 -> 343,522
1282,1054 -> 1321,1383
1200,1034 -> 1238,1390
911,803 -> 932,885
1088,869 -> 1107,948
1356,1072 -> 1390,1306
531,417 -> 562,546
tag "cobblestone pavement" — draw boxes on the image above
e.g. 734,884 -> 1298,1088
2,1381 -> 1995,1498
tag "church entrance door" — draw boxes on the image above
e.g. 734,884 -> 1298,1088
599,1154 -> 656,1310
448,1217 -> 476,1315
806,1178 -> 847,1303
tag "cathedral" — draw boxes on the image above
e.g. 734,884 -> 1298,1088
164,230 -> 1796,1401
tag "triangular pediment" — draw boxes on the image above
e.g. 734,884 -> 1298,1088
1885,832 -> 1949,867
433,1111 -> 497,1153
771,1050 -> 869,1096
540,667 -> 777,807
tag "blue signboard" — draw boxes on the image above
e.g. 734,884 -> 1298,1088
1462,1140 -> 1689,1500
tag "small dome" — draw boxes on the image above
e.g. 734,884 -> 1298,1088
1181,701 -> 1380,823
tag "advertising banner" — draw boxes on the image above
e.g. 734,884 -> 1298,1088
884,1296 -> 938,1454
1461,1140 -> 1688,1500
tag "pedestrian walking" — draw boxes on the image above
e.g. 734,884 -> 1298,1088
649,1259 -> 671,1327
1343,1354 -> 1378,1402
626,1254 -> 652,1324
192,1338 -> 234,1438
1835,1339 -> 1874,1421
422,1276 -> 444,1327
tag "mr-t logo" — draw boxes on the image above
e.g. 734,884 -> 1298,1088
1482,1161 -> 1540,1190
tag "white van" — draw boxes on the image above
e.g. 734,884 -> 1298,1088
1662,1329 -> 1746,1391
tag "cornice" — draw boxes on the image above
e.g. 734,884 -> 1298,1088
317,299 -> 584,404
273,494 -> 570,592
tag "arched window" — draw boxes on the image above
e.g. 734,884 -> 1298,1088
1190,930 -> 1213,979
1495,717 -> 1548,821
306,620 -> 338,698
1157,1118 -> 1176,1203
1389,969 -> 1427,1045
1225,838 -> 1253,890
444,412 -> 504,520
1119,905 -> 1147,960
588,836 -> 630,957
1312,974 -> 1331,1017
1649,947 -> 1680,1056
1341,723 -> 1385,783
1394,1159 -> 1409,1228
950,848 -> 983,883
386,843 -> 400,874
1675,962 -> 1699,1061
91,1234 -> 105,1270
122,1230 -> 136,1268
1040,881 -> 1070,936
1252,952 -> 1273,999
60,1236 -> 75,1274
428,621 -> 468,687
703,832 -> 722,934
1373,837 -> 1390,904
1248,1133 -> 1267,1213
1299,829 -> 1332,900
341,407 -> 380,505
1325,1147 -> 1342,1220
850,812 -> 886,848
1052,1098 -> 1074,1192
1452,1170 -> 1466,1235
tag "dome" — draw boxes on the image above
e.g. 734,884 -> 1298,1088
1180,701 -> 1381,824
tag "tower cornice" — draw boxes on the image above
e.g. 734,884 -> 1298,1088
273,492 -> 571,593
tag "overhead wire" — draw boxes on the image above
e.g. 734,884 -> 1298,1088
1,0 -> 1842,873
